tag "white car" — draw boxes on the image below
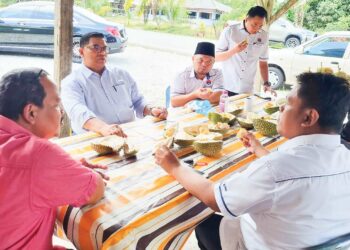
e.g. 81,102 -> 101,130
225,18 -> 316,48
269,19 -> 316,48
268,31 -> 350,89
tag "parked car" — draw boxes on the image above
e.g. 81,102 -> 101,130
0,1 -> 128,62
269,18 -> 316,48
225,18 -> 316,48
268,31 -> 350,89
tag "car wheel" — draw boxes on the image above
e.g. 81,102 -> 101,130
72,37 -> 82,63
285,36 -> 301,48
269,66 -> 284,90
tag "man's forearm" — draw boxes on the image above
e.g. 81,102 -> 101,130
215,49 -> 236,62
171,93 -> 197,107
170,164 -> 220,212
259,61 -> 269,83
83,117 -> 108,134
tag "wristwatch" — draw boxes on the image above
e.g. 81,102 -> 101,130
263,81 -> 271,87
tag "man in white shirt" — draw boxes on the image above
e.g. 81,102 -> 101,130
61,32 -> 167,136
155,72 -> 350,249
171,42 -> 224,107
216,6 -> 274,96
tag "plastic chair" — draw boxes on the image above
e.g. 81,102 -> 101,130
305,233 -> 350,250
165,85 -> 170,108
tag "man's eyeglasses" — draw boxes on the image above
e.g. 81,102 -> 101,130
86,45 -> 108,53
194,57 -> 215,66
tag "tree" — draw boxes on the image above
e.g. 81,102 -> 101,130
162,0 -> 186,25
124,0 -> 134,25
304,0 -> 350,32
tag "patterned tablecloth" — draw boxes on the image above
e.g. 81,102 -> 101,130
54,94 -> 286,250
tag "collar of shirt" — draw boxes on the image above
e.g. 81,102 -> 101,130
278,134 -> 341,152
190,68 -> 212,79
239,20 -> 262,34
81,64 -> 112,79
0,115 -> 32,136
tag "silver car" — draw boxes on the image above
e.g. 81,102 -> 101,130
269,19 -> 316,48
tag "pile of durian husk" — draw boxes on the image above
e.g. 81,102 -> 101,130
162,124 -> 223,157
91,135 -> 138,157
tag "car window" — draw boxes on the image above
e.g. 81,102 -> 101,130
303,37 -> 350,58
0,7 -> 34,19
32,7 -> 54,20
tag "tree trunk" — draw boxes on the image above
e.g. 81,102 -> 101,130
54,0 -> 73,138
269,0 -> 300,24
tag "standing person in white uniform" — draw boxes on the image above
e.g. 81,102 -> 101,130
216,6 -> 274,96
171,42 -> 224,107
155,72 -> 350,249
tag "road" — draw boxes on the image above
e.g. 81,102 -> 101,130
0,45 -> 191,106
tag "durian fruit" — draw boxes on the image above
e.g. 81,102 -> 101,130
253,118 -> 278,137
208,122 -> 230,135
226,104 -> 243,116
91,135 -> 125,155
174,132 -> 195,147
317,67 -> 334,74
193,140 -> 223,157
163,126 -> 177,138
236,128 -> 248,139
184,124 -> 208,137
208,112 -> 236,125
237,118 -> 254,129
263,102 -> 279,115
196,132 -> 223,141
123,143 -> 138,157
335,71 -> 350,81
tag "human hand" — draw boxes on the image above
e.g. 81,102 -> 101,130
154,145 -> 181,175
263,85 -> 277,97
233,39 -> 248,53
240,132 -> 263,153
240,132 -> 270,157
196,88 -> 212,100
80,158 -> 110,181
151,106 -> 168,120
100,124 -> 127,138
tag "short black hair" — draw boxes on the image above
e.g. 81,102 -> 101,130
80,32 -> 105,48
0,68 -> 47,121
297,72 -> 350,133
247,6 -> 268,19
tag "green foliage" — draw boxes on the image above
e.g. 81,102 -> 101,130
0,0 -> 19,7
162,0 -> 186,24
219,0 -> 256,22
304,0 -> 350,32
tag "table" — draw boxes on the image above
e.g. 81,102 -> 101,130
55,94 -> 286,250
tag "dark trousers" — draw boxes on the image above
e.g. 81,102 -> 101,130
227,90 -> 239,97
195,214 -> 223,250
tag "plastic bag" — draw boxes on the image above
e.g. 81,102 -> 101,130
187,100 -> 212,116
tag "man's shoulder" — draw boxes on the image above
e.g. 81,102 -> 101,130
209,68 -> 223,77
176,66 -> 193,78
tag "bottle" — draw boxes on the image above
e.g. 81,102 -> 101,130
219,90 -> 229,112
244,97 -> 253,112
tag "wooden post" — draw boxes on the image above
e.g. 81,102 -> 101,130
54,0 -> 73,137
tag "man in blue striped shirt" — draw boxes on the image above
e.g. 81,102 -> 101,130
61,32 -> 167,136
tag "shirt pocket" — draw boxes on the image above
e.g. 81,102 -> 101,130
110,81 -> 135,123
251,43 -> 264,56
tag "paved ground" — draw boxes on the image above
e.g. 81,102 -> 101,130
0,45 -> 190,107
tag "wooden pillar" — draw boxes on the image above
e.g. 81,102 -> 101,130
54,0 -> 73,137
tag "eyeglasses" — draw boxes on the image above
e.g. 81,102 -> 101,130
86,45 -> 108,53
194,57 -> 215,66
